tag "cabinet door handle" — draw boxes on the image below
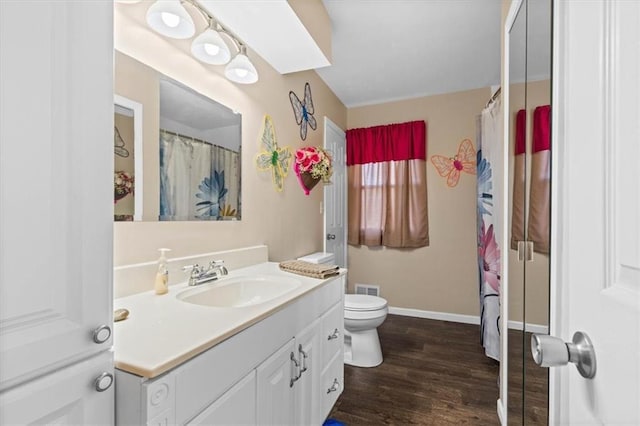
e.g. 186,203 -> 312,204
94,372 -> 114,392
298,344 -> 308,374
290,352 -> 300,387
327,328 -> 340,340
326,378 -> 340,394
92,325 -> 112,344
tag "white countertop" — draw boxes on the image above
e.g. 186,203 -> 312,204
113,262 -> 344,379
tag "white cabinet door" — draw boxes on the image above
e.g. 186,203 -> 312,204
256,339 -> 296,426
188,370 -> 256,426
0,0 -> 114,390
0,351 -> 114,425
294,319 -> 321,426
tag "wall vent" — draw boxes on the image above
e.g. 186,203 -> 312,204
355,284 -> 380,297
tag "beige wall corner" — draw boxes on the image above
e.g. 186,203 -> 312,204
347,87 -> 492,318
288,0 -> 332,64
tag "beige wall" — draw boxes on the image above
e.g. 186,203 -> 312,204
113,5 -> 346,267
347,88 -> 492,316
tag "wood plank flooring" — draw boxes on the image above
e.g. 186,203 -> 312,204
329,314 -> 501,425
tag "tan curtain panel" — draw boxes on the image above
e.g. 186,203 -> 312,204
346,120 -> 429,249
528,105 -> 551,254
348,160 -> 428,247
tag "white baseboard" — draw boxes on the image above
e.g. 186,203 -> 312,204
497,398 -> 506,425
388,306 -> 548,334
507,320 -> 549,334
388,306 -> 480,325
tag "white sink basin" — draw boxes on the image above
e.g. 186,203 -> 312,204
176,275 -> 302,308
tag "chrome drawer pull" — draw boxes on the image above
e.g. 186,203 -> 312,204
298,344 -> 308,374
327,328 -> 340,341
327,378 -> 340,394
290,352 -> 301,387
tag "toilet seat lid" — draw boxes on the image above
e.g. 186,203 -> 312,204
345,294 -> 387,311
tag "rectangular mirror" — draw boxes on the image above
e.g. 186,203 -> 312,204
114,50 -> 242,221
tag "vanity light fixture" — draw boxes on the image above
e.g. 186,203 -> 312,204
191,20 -> 231,65
146,0 -> 196,39
138,0 -> 259,84
225,45 -> 259,85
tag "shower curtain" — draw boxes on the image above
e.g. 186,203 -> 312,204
476,97 -> 503,361
159,130 -> 239,220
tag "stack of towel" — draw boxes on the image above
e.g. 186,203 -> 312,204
279,260 -> 340,279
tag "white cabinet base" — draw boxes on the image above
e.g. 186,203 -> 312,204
0,352 -> 114,425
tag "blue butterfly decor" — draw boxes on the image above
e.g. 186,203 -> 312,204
289,82 -> 317,141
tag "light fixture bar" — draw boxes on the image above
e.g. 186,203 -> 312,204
143,0 -> 259,84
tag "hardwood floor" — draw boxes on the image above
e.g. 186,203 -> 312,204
329,314 -> 501,425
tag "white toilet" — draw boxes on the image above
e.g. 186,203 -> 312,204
343,294 -> 388,367
296,252 -> 389,367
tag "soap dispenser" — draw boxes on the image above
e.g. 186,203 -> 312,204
154,248 -> 171,295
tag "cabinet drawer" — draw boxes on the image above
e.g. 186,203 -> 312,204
321,301 -> 344,368
320,352 -> 344,421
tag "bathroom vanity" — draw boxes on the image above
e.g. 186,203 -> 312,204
114,262 -> 345,425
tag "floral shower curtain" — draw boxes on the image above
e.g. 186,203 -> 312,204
159,130 -> 239,220
476,97 -> 503,361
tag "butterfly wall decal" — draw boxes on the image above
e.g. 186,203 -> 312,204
289,82 -> 317,141
255,115 -> 292,192
114,126 -> 130,158
430,138 -> 477,187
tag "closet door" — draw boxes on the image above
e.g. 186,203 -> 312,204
521,0 -> 552,422
0,0 -> 114,390
505,1 -> 528,423
505,0 -> 552,423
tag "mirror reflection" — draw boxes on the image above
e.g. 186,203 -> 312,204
114,51 -> 242,222
507,0 -> 551,424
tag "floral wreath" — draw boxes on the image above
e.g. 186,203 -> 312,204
293,146 -> 332,195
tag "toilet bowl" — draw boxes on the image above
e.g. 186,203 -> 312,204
343,294 -> 388,367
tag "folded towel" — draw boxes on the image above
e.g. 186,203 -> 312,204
279,260 -> 340,279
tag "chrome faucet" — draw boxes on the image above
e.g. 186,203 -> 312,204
183,260 -> 228,286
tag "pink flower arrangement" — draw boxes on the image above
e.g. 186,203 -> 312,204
114,170 -> 134,203
294,146 -> 333,183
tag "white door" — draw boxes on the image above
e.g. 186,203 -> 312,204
323,118 -> 347,268
0,1 -> 113,391
256,339 -> 296,425
550,0 -> 640,423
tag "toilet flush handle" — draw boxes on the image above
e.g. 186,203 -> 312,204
328,328 -> 340,340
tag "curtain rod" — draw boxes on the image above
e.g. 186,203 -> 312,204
160,129 -> 240,153
486,87 -> 502,108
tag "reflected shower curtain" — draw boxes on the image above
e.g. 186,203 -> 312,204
476,98 -> 503,361
159,130 -> 239,220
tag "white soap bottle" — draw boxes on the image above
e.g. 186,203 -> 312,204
154,248 -> 171,295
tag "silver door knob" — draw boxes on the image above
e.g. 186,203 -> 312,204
531,331 -> 596,379
326,234 -> 336,240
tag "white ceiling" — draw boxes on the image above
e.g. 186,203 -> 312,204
200,0 -> 331,74
316,0 -> 502,108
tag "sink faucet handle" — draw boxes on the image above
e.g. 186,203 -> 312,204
209,259 -> 228,276
182,264 -> 201,275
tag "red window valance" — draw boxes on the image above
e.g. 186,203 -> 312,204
346,120 -> 426,166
